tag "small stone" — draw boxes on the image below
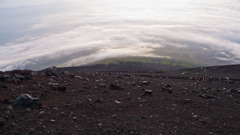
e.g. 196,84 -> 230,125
95,98 -> 103,103
237,90 -> 240,94
100,83 -> 107,88
192,113 -> 199,118
0,118 -> 4,127
167,90 -> 173,94
143,90 -> 153,96
161,85 -> 172,93
75,76 -> 83,79
82,78 -> 90,81
50,119 -> 55,123
40,111 -> 45,114
10,123 -> 18,127
45,70 -> 57,77
142,81 -> 150,85
26,108 -> 31,112
184,99 -> 193,104
1,85 -> 8,89
114,100 -> 121,104
57,86 -> 67,92
109,84 -> 124,90
73,117 -> 77,120
6,105 -> 13,110
52,107 -> 58,110
111,114 -> 117,118
209,132 -> 214,135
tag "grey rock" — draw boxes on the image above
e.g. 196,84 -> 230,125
45,70 -> 57,77
14,94 -> 41,107
50,119 -> 55,123
184,99 -> 193,104
10,123 -> 18,127
0,74 -> 10,82
143,90 -> 153,96
142,81 -> 150,85
160,84 -> 172,94
6,105 -> 13,110
82,78 -> 90,81
100,83 -> 107,88
109,84 -> 124,90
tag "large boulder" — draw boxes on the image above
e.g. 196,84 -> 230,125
14,94 -> 41,107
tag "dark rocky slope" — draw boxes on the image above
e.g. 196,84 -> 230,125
0,64 -> 240,134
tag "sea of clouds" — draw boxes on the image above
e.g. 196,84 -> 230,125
0,0 -> 240,71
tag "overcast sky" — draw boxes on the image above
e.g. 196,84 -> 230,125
0,0 -> 240,71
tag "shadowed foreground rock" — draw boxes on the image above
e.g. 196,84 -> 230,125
14,94 -> 41,107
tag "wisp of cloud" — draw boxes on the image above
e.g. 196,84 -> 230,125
0,0 -> 240,71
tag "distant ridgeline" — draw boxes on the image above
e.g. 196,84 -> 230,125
96,57 -> 197,69
53,58 -> 196,73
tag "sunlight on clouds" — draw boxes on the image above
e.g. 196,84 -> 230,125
0,0 -> 240,70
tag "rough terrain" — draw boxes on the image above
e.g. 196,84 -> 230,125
0,64 -> 240,135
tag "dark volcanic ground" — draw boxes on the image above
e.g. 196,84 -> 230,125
0,65 -> 240,135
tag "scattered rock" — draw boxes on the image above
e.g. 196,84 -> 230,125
0,74 -> 9,82
1,67 -> 240,134
6,105 -> 13,110
227,80 -> 234,84
237,90 -> 240,94
12,74 -> 26,81
0,118 -> 4,128
109,84 -> 124,90
124,74 -> 131,77
10,123 -> 18,127
161,84 -> 172,93
143,90 -> 153,96
95,98 -> 103,103
192,113 -> 199,119
111,114 -> 117,118
99,83 -> 107,88
117,76 -> 124,79
1,85 -> 8,89
114,100 -> 121,104
50,119 -> 55,123
57,86 -> 67,92
48,82 -> 59,87
45,70 -> 57,77
14,94 -> 42,107
63,71 -> 71,75
199,94 -> 215,99
82,78 -> 90,81
73,117 -> 77,120
142,81 -> 150,85
184,99 -> 193,104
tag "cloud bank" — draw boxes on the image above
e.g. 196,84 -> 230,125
0,0 -> 240,71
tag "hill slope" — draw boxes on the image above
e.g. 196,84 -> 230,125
0,64 -> 240,134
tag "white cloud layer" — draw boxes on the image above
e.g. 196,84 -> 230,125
0,0 -> 240,71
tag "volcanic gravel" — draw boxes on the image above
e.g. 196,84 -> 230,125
0,68 -> 240,135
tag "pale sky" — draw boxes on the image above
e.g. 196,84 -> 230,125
0,0 -> 240,70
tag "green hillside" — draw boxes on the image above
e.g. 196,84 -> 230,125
95,57 -> 198,68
